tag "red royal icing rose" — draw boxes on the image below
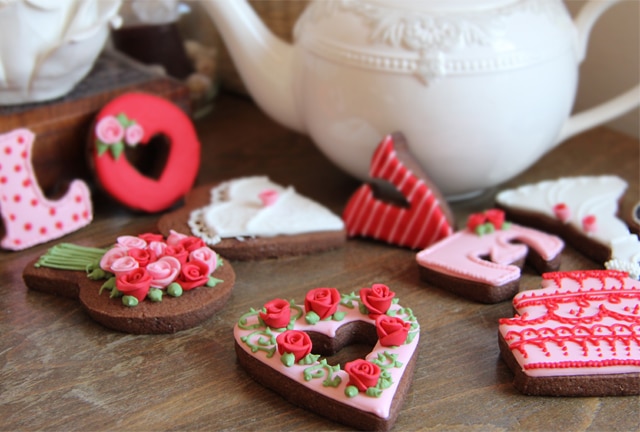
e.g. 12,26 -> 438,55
466,212 -> 487,231
376,315 -> 411,347
344,359 -> 381,392
137,232 -> 164,243
179,236 -> 206,252
177,260 -> 210,290
127,247 -> 157,267
276,330 -> 312,362
304,287 -> 341,320
484,209 -> 505,229
116,267 -> 152,301
163,244 -> 189,265
359,284 -> 395,318
260,298 -> 291,328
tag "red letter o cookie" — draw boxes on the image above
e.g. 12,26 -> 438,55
92,92 -> 200,212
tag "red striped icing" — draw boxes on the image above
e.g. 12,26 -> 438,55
343,135 -> 452,249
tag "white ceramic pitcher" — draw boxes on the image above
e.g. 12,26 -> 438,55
203,0 -> 639,198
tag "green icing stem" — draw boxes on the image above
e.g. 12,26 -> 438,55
35,243 -> 108,271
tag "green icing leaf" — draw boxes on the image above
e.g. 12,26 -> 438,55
305,311 -> 320,325
366,387 -> 382,398
206,276 -> 223,287
99,277 -> 116,295
345,385 -> 359,398
147,288 -> 163,302
281,352 -> 295,367
332,311 -> 345,321
167,283 -> 183,297
110,141 -> 125,160
122,295 -> 138,307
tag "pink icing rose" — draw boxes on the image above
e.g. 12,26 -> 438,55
116,235 -> 147,250
166,230 -> 188,246
138,233 -> 164,243
146,256 -> 181,288
109,256 -> 140,276
189,246 -> 217,275
99,245 -> 128,272
164,244 -> 189,265
147,240 -> 167,257
124,123 -> 144,146
95,116 -> 124,145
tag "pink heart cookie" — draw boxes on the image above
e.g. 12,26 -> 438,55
234,285 -> 419,431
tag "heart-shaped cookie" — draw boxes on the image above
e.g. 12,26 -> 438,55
90,92 -> 200,213
23,231 -> 235,334
234,285 -> 419,431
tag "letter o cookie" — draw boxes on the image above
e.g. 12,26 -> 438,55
91,92 -> 200,212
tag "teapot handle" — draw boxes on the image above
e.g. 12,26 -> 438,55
556,0 -> 640,144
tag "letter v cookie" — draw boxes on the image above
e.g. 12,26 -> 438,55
343,133 -> 454,249
0,128 -> 92,250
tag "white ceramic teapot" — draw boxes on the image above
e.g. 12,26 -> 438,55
203,0 -> 639,198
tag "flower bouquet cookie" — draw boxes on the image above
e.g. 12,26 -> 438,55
23,231 -> 235,333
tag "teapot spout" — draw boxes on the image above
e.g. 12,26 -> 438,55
200,0 -> 304,133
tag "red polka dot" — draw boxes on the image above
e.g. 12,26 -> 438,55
82,210 -> 89,219
39,227 -> 47,234
13,194 -> 21,203
75,195 -> 82,203
21,150 -> 27,159
17,136 -> 24,144
55,221 -> 63,230
23,178 -> 31,187
9,214 -> 16,221
13,239 -> 21,246
0,177 -> 7,184
49,208 -> 56,216
24,223 -> 32,231
72,214 -> 79,222
30,199 -> 38,207
14,164 -> 22,173
4,147 -> 11,155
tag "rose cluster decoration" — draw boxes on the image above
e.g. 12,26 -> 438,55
95,112 -> 144,160
467,208 -> 511,236
238,284 -> 418,398
97,230 -> 223,307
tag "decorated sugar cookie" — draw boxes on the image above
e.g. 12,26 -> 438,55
91,92 -> 200,213
0,128 -> 92,250
499,270 -> 640,396
158,176 -> 346,260
495,176 -> 640,278
234,284 -> 419,431
416,209 -> 564,303
23,231 -> 235,334
343,132 -> 454,250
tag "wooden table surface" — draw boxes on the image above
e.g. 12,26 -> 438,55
1,92 -> 638,431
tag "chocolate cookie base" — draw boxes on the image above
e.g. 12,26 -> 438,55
23,257 -> 235,334
235,321 -> 417,431
419,251 -> 560,304
498,332 -> 640,396
158,183 -> 346,260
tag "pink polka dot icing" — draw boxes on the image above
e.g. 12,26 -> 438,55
499,270 -> 640,378
0,128 -> 92,250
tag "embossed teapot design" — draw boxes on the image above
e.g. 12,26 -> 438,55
203,0 -> 639,198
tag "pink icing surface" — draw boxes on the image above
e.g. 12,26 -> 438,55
0,128 -> 92,250
234,298 -> 419,419
499,270 -> 640,377
415,224 -> 564,285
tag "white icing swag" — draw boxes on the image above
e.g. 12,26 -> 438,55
189,176 -> 344,244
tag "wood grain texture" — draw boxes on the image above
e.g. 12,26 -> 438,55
1,93 -> 638,431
